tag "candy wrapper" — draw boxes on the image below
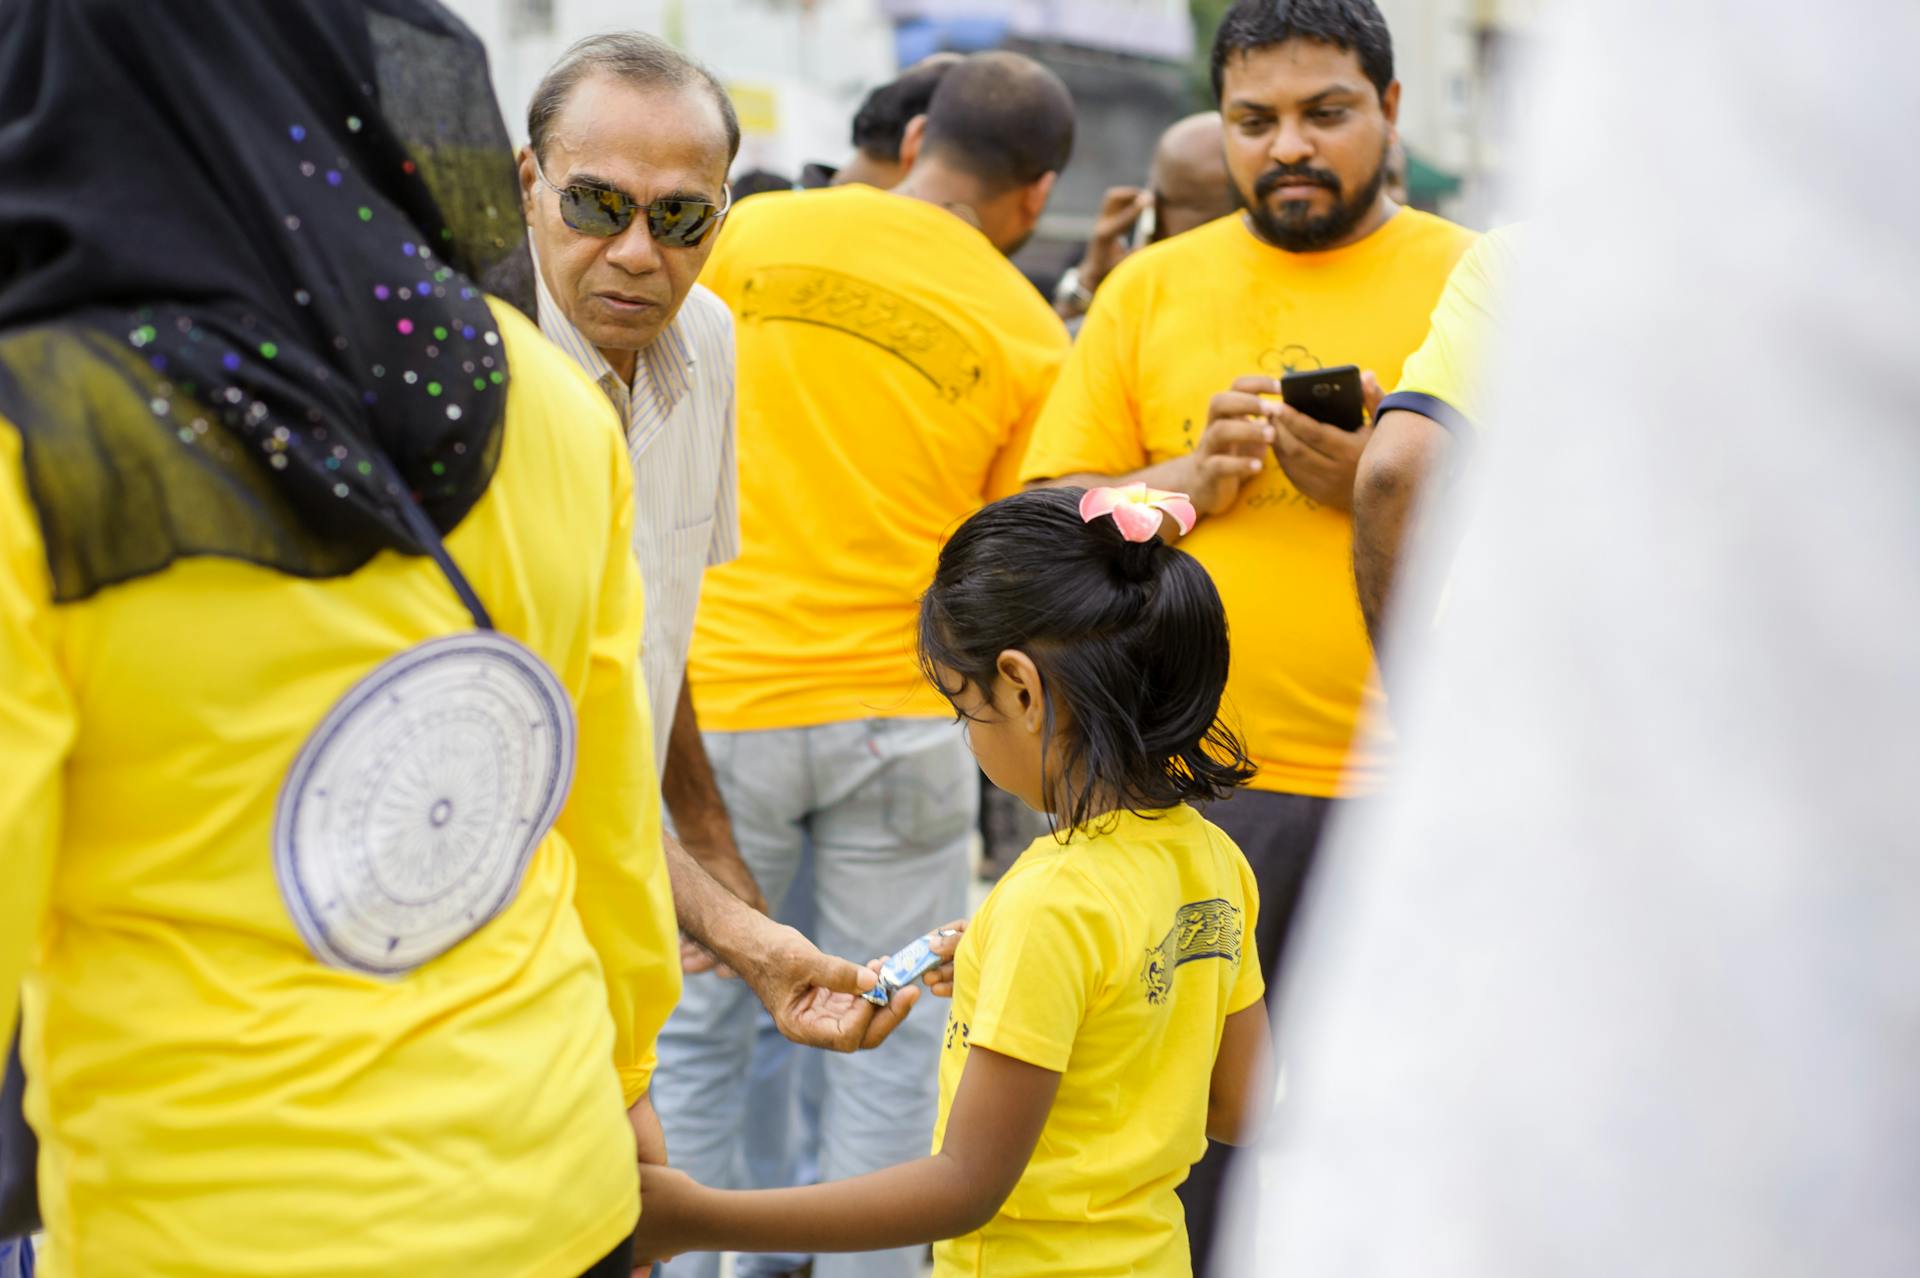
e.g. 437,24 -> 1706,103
861,928 -> 961,1007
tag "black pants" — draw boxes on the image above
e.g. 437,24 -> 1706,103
580,1229 -> 636,1278
0,1031 -> 37,1243
1178,787 -> 1336,1278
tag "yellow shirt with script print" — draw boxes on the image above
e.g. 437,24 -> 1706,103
689,184 -> 1069,730
1022,210 -> 1474,797
932,805 -> 1263,1277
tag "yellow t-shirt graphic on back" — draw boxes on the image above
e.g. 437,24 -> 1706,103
1022,210 -> 1474,797
690,185 -> 1070,731
0,303 -> 680,1278
932,805 -> 1264,1277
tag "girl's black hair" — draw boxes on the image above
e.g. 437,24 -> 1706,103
919,487 -> 1256,836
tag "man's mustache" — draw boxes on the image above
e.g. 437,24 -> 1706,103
1255,166 -> 1342,200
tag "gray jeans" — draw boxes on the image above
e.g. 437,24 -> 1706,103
654,718 -> 976,1278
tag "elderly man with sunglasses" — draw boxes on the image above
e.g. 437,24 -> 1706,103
516,33 -> 919,1095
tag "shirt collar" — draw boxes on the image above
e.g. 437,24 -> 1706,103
638,312 -> 696,415
529,240 -> 697,421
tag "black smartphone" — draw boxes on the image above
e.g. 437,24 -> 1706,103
1280,364 -> 1366,432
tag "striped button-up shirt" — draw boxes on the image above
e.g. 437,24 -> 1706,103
534,263 -> 739,774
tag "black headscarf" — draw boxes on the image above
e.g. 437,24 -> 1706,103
0,0 -> 535,604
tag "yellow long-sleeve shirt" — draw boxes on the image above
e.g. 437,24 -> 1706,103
0,300 -> 680,1277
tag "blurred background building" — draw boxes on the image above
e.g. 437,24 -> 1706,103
443,0 -> 1539,290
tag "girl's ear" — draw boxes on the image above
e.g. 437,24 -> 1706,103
995,649 -> 1045,733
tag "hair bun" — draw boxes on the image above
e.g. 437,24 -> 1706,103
1116,537 -> 1159,584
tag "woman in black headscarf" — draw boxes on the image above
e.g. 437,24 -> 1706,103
0,4 -> 679,1274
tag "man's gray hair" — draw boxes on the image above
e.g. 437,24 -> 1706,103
527,31 -> 741,164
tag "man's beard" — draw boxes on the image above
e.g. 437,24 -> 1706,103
1243,141 -> 1389,252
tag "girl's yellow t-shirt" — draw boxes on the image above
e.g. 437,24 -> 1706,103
932,804 -> 1264,1277
0,301 -> 679,1278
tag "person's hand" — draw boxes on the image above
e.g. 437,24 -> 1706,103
631,1162 -> 703,1271
1077,186 -> 1152,294
1180,376 -> 1282,517
679,932 -> 736,979
736,917 -> 920,1052
628,1091 -> 669,1167
921,920 -> 967,998
1267,370 -> 1382,511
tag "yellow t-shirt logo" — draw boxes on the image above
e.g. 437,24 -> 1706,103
738,265 -> 985,403
1257,343 -> 1323,376
1142,898 -> 1244,1005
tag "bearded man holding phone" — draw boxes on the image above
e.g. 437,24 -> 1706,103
1020,2 -> 1474,1268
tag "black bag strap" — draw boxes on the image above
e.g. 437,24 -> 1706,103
390,489 -> 492,631
364,447 -> 492,632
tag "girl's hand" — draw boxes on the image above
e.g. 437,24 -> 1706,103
922,919 -> 968,997
633,1163 -> 702,1268
618,1043 -> 1058,1258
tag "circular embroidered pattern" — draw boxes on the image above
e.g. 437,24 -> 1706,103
273,631 -> 576,976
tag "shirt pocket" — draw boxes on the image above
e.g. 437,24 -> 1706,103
642,516 -> 716,647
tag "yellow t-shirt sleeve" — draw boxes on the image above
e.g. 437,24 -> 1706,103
1226,851 -> 1266,1015
0,423 -> 74,1040
1018,282 -> 1149,483
984,341 -> 1068,501
553,419 -> 682,1106
1389,225 -> 1514,429
966,860 -> 1120,1072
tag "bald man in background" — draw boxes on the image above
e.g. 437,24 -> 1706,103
1053,110 -> 1236,322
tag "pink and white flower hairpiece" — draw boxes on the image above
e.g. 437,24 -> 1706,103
1078,484 -> 1197,543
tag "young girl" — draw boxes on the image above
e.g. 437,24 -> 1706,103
636,485 -> 1273,1275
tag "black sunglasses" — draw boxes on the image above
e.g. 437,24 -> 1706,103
533,159 -> 731,248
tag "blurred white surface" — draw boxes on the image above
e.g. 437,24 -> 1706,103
1221,0 -> 1920,1274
